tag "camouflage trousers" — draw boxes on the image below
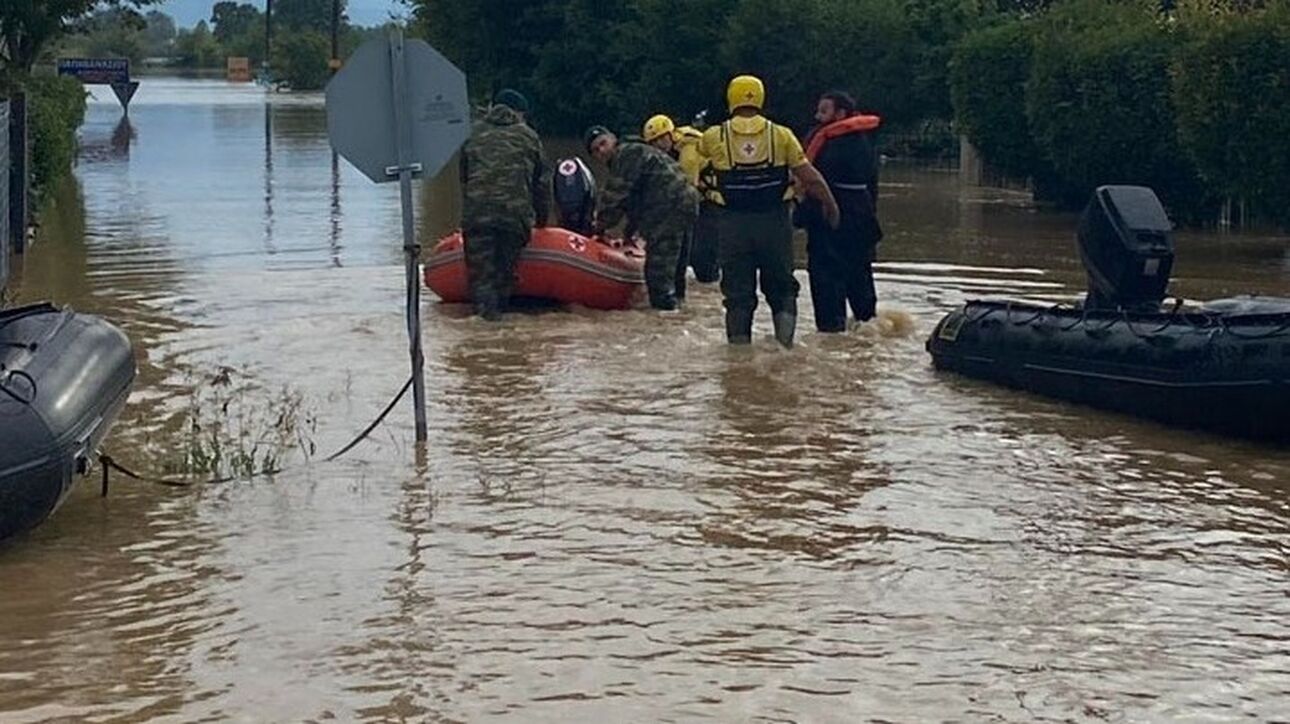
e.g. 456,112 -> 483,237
689,201 -> 721,283
642,224 -> 687,310
463,223 -> 529,319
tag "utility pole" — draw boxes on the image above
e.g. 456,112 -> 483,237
330,0 -> 341,74
264,0 -> 274,77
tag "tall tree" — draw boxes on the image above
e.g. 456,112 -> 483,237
210,1 -> 261,44
274,0 -> 348,34
143,10 -> 176,56
1,0 -> 159,78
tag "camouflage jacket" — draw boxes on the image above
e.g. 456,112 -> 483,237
460,105 -> 551,232
598,141 -> 700,236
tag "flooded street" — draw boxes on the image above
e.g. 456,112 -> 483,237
1,77 -> 1288,721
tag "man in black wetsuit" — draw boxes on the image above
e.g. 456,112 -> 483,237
798,91 -> 883,332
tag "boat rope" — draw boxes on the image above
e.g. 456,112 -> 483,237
964,297 -> 1290,341
97,373 -> 415,496
1121,298 -> 1187,339
1004,301 -> 1046,326
0,368 -> 37,405
1217,314 -> 1290,340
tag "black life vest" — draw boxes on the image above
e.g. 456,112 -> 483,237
552,156 -> 596,235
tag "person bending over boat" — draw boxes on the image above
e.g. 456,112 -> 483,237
585,125 -> 700,311
699,75 -> 839,347
797,91 -> 883,331
642,113 -> 709,301
459,89 -> 551,321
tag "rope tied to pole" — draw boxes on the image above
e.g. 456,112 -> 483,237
99,373 -> 415,496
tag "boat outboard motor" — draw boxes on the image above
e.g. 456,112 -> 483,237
553,156 -> 597,235
1077,185 -> 1175,312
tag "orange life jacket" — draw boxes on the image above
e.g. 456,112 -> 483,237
805,113 -> 881,162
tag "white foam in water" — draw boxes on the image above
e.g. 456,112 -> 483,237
853,308 -> 917,338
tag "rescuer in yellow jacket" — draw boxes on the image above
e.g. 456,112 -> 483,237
698,75 -> 839,347
643,113 -> 714,299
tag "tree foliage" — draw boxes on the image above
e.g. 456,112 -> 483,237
411,0 -> 963,137
950,20 -> 1044,180
174,20 -> 222,68
142,10 -> 176,56
1,0 -> 160,78
1025,0 -> 1211,214
211,1 -> 261,44
26,74 -> 87,197
273,30 -> 330,89
274,0 -> 348,34
1171,2 -> 1290,222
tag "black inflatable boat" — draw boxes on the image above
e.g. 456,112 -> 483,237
927,185 -> 1290,443
928,297 -> 1290,442
1,303 -> 136,542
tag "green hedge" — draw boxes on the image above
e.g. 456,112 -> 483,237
949,20 -> 1044,181
1026,0 -> 1211,215
26,75 -> 88,200
1172,4 -> 1290,224
416,0 -> 975,141
950,0 -> 1290,224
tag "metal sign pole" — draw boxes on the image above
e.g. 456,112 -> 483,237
327,32 -> 468,450
386,30 -> 428,443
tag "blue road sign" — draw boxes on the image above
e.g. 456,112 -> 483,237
57,58 -> 130,85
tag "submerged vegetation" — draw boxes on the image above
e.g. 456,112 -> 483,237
161,366 -> 318,481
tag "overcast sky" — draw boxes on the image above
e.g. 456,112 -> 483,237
158,0 -> 411,29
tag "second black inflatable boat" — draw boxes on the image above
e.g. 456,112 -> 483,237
927,185 -> 1290,443
928,297 -> 1290,442
1,303 -> 136,542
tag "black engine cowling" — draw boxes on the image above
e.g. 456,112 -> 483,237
1077,185 -> 1175,312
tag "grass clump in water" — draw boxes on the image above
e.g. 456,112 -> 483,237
163,365 -> 318,481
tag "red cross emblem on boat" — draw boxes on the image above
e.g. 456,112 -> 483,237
558,159 -> 577,176
568,235 -> 586,252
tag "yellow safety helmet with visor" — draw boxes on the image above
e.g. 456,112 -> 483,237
642,114 -> 676,143
726,75 -> 765,112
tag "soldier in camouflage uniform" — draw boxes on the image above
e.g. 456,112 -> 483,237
460,89 -> 551,321
585,125 -> 700,311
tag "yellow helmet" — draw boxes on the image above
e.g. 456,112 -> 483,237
642,114 -> 676,143
726,75 -> 765,112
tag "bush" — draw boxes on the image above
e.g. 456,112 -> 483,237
1172,4 -> 1290,225
26,75 -> 88,199
274,31 -> 331,90
1025,0 -> 1212,216
950,20 -> 1044,180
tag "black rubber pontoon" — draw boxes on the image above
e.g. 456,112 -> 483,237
0,303 -> 136,542
927,185 -> 1290,443
927,298 -> 1290,442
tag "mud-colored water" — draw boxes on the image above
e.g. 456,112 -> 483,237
1,78 -> 1287,722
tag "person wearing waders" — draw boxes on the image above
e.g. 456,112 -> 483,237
798,91 -> 883,331
698,75 -> 839,347
642,113 -> 709,301
585,125 -> 700,311
459,89 -> 551,321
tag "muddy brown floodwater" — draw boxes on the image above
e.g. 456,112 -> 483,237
1,78 -> 1287,722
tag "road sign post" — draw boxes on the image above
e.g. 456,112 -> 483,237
57,59 -> 140,113
325,30 -> 470,444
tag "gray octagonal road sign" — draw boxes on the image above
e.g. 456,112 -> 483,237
325,35 -> 470,184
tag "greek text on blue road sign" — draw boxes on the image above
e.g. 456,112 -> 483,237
57,58 -> 130,85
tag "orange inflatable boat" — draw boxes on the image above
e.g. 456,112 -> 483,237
423,227 -> 646,310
